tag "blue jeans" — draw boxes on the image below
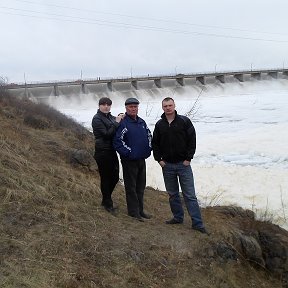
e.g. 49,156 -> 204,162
162,162 -> 204,229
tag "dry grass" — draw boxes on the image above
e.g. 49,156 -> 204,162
0,90 -> 286,288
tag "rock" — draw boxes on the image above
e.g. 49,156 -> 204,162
258,229 -> 288,276
239,234 -> 265,266
223,216 -> 288,282
70,149 -> 97,171
215,241 -> 238,261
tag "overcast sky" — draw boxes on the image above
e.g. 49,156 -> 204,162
1,0 -> 288,83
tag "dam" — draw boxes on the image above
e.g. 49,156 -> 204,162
3,68 -> 288,102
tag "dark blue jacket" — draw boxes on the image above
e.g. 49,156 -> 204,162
113,113 -> 152,160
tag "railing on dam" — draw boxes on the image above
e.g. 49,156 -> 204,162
4,68 -> 288,96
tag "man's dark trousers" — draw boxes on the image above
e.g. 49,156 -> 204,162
121,159 -> 146,217
94,150 -> 119,208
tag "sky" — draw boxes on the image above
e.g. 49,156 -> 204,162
1,0 -> 288,83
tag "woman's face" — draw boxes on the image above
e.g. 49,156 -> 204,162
99,103 -> 112,114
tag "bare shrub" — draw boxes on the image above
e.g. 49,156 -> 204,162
23,114 -> 51,129
184,88 -> 203,118
0,76 -> 9,100
0,89 -> 89,138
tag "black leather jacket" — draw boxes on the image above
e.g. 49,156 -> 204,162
152,111 -> 196,163
92,110 -> 119,151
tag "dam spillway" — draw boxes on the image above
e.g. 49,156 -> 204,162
4,68 -> 288,96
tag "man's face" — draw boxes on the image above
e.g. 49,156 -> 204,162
162,100 -> 175,115
99,103 -> 111,114
125,104 -> 139,118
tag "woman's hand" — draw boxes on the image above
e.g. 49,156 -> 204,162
159,160 -> 166,167
116,113 -> 125,123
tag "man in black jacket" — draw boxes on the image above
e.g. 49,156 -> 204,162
152,97 -> 208,234
92,97 -> 123,213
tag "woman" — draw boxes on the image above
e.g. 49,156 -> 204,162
92,97 -> 123,213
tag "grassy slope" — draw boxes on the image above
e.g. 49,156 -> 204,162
0,91 -> 284,288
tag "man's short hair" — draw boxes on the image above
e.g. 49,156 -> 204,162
162,97 -> 174,103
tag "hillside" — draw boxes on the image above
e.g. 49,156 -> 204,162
0,89 -> 287,288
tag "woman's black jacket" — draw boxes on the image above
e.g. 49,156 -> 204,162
92,110 -> 119,151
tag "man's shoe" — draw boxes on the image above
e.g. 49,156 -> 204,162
165,218 -> 183,224
135,216 -> 145,222
129,214 -> 145,222
192,226 -> 210,235
140,212 -> 152,219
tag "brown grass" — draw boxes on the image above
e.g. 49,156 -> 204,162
0,90 -> 286,288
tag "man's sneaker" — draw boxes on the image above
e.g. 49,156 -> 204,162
140,212 -> 152,219
165,218 -> 183,224
192,226 -> 210,235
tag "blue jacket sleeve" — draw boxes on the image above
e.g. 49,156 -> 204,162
113,121 -> 131,158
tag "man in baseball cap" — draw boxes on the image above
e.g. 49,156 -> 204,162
113,97 -> 152,222
125,97 -> 140,105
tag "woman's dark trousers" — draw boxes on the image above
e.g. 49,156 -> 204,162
94,150 -> 119,208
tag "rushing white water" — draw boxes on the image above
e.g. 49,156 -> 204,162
47,78 -> 288,229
